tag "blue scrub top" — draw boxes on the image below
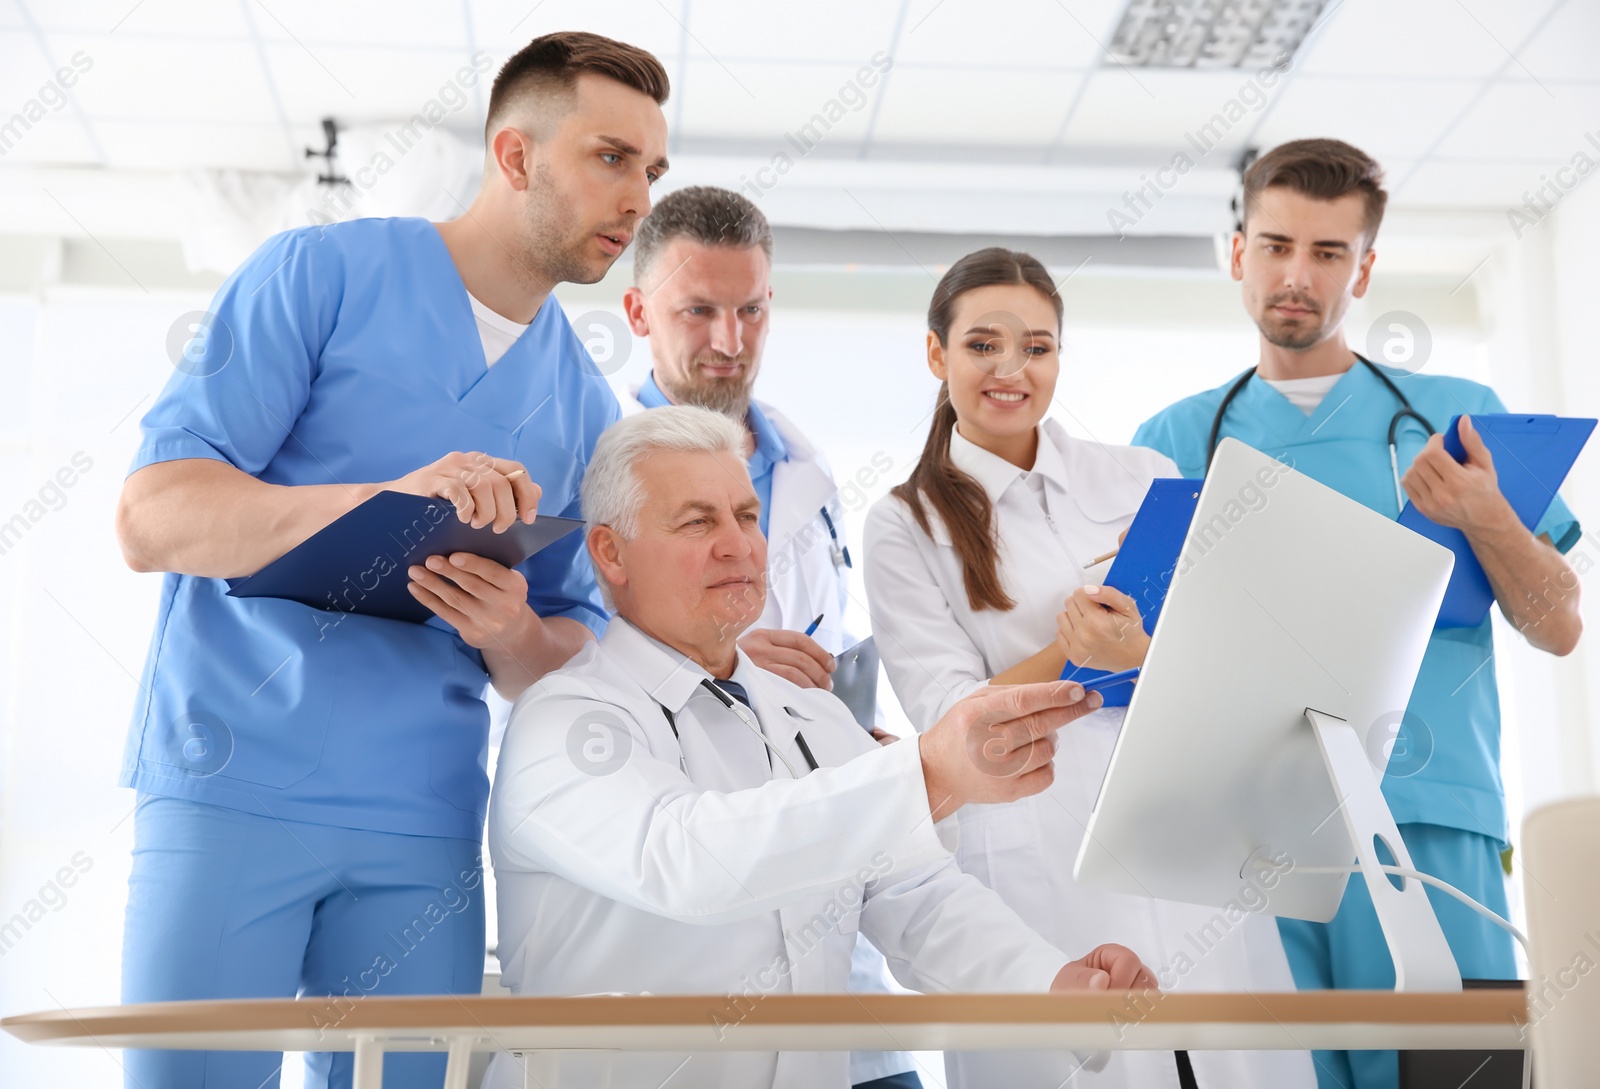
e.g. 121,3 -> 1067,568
1134,363 -> 1580,846
636,371 -> 789,536
122,217 -> 620,841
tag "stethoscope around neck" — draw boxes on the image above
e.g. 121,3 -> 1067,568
656,678 -> 820,779
1206,354 -> 1436,512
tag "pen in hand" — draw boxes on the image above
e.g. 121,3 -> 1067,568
804,613 -> 824,637
1083,548 -> 1119,570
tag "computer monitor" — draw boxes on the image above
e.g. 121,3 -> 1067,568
1075,438 -> 1462,990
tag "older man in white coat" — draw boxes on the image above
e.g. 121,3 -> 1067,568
618,185 -> 912,1085
485,406 -> 1156,1089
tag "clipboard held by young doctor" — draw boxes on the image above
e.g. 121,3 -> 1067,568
1397,413 -> 1593,628
1060,478 -> 1201,705
226,489 -> 583,625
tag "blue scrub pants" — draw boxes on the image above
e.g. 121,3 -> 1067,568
122,795 -> 486,1089
1277,822 -> 1516,1089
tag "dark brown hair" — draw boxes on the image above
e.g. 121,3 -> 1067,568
891,247 -> 1064,612
1242,138 -> 1388,251
486,31 -> 670,134
632,186 -> 772,286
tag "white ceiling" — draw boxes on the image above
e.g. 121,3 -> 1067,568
0,0 -> 1595,241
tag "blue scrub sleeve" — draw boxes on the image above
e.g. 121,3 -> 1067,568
516,413 -> 613,640
130,228 -> 337,478
1475,389 -> 1582,553
1131,412 -> 1205,480
520,503 -> 608,638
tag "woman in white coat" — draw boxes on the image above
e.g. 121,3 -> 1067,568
863,248 -> 1316,1089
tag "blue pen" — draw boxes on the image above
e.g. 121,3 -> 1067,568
1074,667 -> 1141,693
803,613 -> 824,637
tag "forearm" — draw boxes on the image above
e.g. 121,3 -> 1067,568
1468,521 -> 1582,654
116,458 -> 379,578
992,642 -> 1068,686
482,615 -> 595,699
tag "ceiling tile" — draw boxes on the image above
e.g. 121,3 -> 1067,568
673,56 -> 896,148
1058,68 -> 1285,155
247,0 -> 469,50
24,0 -> 252,38
684,0 -> 901,64
1297,0 -> 1562,79
264,43 -> 493,127
1518,1 -> 1600,84
892,0 -> 1122,70
1396,160 -> 1557,209
1430,80 -> 1600,164
467,0 -> 681,64
868,65 -> 1085,146
0,28 -> 54,101
50,36 -> 280,124
1252,75 -> 1482,160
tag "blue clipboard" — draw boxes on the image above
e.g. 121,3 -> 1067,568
226,490 -> 584,625
1398,413 -> 1593,629
1060,478 -> 1200,705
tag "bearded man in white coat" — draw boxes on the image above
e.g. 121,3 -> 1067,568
619,185 -> 860,694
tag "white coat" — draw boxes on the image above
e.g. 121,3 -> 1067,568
863,418 -> 1317,1089
485,618 -> 1086,1089
621,380 -> 912,1084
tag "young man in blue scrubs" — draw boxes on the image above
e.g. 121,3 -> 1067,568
113,32 -> 670,1089
1134,138 -> 1583,1089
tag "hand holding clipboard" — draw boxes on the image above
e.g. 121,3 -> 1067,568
1059,478 -> 1201,705
1398,413 -> 1593,628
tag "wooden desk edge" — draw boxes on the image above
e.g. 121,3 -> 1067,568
2,991 -> 1530,1045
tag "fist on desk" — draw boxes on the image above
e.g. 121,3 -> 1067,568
1053,943 -> 1159,991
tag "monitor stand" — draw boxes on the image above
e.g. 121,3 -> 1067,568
1305,708 -> 1463,992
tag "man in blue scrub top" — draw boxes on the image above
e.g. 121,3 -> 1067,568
112,32 -> 670,1089
1134,138 -> 1583,1089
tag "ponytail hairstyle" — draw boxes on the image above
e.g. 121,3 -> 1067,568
890,247 -> 1063,612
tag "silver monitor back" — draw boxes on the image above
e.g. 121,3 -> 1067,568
1074,438 -> 1454,922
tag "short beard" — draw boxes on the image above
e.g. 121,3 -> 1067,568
659,362 -> 755,422
1259,319 -> 1326,351
521,162 -> 602,287
1255,292 -> 1329,351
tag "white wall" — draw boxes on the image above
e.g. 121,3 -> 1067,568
0,288 -> 212,1087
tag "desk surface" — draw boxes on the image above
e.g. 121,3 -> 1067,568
2,991 -> 1530,1055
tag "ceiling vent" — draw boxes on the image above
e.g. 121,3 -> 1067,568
1107,0 -> 1329,68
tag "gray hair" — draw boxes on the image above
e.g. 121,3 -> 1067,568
632,186 -> 773,287
582,405 -> 747,542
